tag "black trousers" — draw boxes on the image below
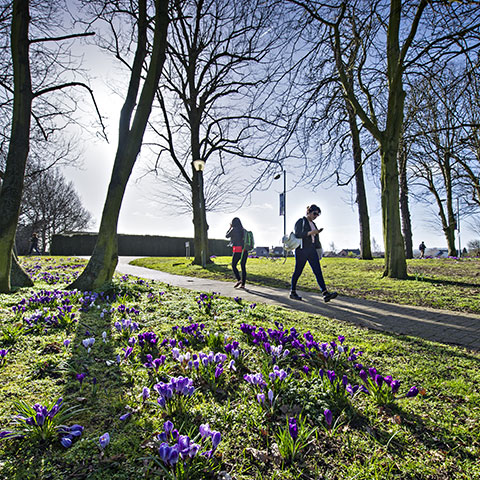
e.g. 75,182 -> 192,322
291,245 -> 326,292
232,251 -> 247,284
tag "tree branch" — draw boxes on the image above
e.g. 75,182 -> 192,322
32,81 -> 108,141
30,31 -> 95,44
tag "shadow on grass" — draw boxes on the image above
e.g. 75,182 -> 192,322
406,274 -> 480,289
7,286 -> 134,480
204,262 -> 292,290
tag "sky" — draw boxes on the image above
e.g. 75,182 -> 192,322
60,40 -> 475,256
63,125 -> 473,254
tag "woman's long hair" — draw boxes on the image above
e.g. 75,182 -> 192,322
231,217 -> 243,230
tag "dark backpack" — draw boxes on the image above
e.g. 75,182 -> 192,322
244,229 -> 255,251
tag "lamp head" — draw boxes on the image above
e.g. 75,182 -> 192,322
193,159 -> 205,172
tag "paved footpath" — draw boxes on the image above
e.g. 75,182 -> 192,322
116,257 -> 480,351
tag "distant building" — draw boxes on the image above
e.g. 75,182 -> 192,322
271,246 -> 284,256
254,246 -> 269,257
338,249 -> 361,257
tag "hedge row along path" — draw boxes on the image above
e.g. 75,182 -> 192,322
116,257 -> 480,351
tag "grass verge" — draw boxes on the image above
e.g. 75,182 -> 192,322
0,256 -> 478,479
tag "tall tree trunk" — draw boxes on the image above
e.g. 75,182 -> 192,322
68,0 -> 170,290
187,57 -> 210,267
11,253 -> 33,287
398,136 -> 413,258
380,141 -> 407,279
331,0 -> 417,278
444,224 -> 457,256
346,101 -> 372,260
428,174 -> 457,257
192,168 -> 210,266
379,0 -> 409,279
444,154 -> 458,257
0,0 -> 33,293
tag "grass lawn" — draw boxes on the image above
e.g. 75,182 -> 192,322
131,256 -> 480,314
0,256 -> 479,479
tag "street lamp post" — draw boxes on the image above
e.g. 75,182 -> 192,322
457,197 -> 461,257
193,159 -> 206,267
274,170 -> 286,258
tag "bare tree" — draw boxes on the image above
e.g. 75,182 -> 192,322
147,0 -> 281,266
453,60 -> 480,211
69,0 -> 170,290
280,3 -> 375,260
18,166 -> 91,253
406,66 -> 479,256
0,0 -> 102,292
289,0 -> 480,278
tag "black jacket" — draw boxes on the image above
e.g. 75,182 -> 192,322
226,226 -> 244,248
294,217 -> 321,249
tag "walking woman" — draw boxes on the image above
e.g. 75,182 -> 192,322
226,217 -> 247,289
290,204 -> 337,302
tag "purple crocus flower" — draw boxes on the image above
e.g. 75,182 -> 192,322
48,398 -> 63,418
359,369 -> 368,383
119,412 -> 132,421
60,436 -> 72,448
375,375 -> 384,387
36,410 -> 46,426
211,431 -> 221,450
268,389 -> 274,403
63,339 -> 71,348
324,408 -> 333,426
123,346 -> 133,359
76,373 -> 86,385
256,393 -> 265,404
406,386 -> 419,398
360,385 -> 370,395
383,375 -> 393,386
82,337 -> 95,350
199,424 -> 212,438
99,432 -> 110,449
158,443 -> 171,463
68,425 -> 84,436
153,356 -> 166,371
168,446 -> 179,464
391,380 -> 401,394
288,417 -> 298,441
189,443 -> 200,457
142,387 -> 150,402
164,420 -> 174,434
178,435 -> 191,454
346,384 -> 359,396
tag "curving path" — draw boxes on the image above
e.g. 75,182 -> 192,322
116,257 -> 480,351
